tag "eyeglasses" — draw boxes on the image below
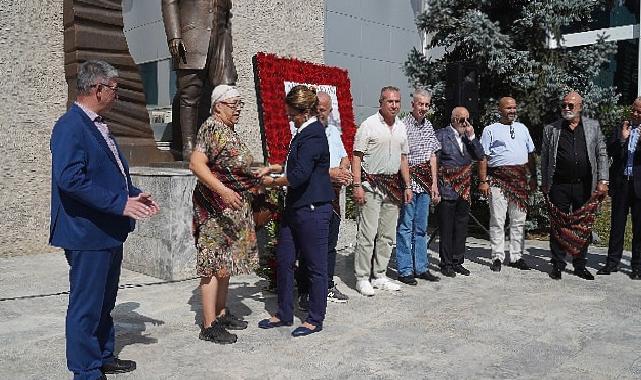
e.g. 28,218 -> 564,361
456,117 -> 470,124
510,125 -> 515,139
220,100 -> 245,110
92,83 -> 119,92
561,102 -> 575,111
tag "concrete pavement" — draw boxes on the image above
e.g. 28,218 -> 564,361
1,222 -> 641,379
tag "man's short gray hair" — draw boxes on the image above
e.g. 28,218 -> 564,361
413,88 -> 432,100
76,60 -> 118,96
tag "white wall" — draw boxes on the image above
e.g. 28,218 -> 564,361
324,0 -> 424,123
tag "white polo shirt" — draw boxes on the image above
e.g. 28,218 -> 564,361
353,112 -> 409,175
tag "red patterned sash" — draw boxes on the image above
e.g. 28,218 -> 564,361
363,169 -> 404,205
440,164 -> 473,202
409,162 -> 434,191
489,165 -> 529,211
546,192 -> 606,257
192,167 -> 262,234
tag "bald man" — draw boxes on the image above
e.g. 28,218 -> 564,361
479,97 -> 537,273
435,107 -> 484,277
598,97 -> 641,279
541,91 -> 609,280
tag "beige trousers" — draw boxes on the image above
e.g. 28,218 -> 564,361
489,186 -> 526,263
354,189 -> 400,281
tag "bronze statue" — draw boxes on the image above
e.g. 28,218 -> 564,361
162,0 -> 239,160
63,0 -> 173,165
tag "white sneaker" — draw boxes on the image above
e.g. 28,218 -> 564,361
371,276 -> 401,291
356,279 -> 375,296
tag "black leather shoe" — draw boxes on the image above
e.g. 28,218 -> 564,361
629,270 -> 641,280
508,258 -> 531,270
101,358 -> 136,374
574,268 -> 594,280
219,309 -> 248,330
397,275 -> 418,285
416,271 -> 440,282
596,263 -> 618,275
490,259 -> 502,272
99,375 -> 107,380
454,264 -> 470,276
549,267 -> 562,280
441,267 -> 456,278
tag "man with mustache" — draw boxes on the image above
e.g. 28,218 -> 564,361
541,91 -> 609,280
598,97 -> 641,279
479,97 -> 537,273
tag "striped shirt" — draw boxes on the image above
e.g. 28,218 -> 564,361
402,114 -> 441,193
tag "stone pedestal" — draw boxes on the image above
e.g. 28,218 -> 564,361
123,167 -> 197,280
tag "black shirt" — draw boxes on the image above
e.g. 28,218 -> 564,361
554,119 -> 591,183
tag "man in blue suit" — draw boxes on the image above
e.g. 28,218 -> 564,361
50,61 -> 160,380
599,97 -> 641,279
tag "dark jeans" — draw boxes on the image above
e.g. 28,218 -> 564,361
438,198 -> 470,268
276,203 -> 331,327
297,211 -> 340,293
65,247 -> 122,380
606,178 -> 641,269
549,181 -> 591,269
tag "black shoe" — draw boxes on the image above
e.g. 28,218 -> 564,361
629,270 -> 641,280
298,293 -> 309,311
218,309 -> 248,330
508,258 -> 531,270
99,375 -> 107,380
101,358 -> 136,374
199,319 -> 237,344
573,268 -> 594,280
453,264 -> 470,276
441,267 -> 456,278
596,263 -> 619,275
549,267 -> 562,280
490,259 -> 502,272
397,275 -> 418,285
416,271 -> 440,282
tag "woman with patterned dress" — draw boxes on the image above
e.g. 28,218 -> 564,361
189,85 -> 265,344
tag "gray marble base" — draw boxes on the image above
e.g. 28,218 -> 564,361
123,167 -> 197,280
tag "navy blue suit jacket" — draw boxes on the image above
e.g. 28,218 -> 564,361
285,120 -> 334,209
608,124 -> 641,198
50,103 -> 141,250
435,126 -> 484,200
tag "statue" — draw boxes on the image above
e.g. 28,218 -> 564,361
161,0 -> 239,160
63,0 -> 174,165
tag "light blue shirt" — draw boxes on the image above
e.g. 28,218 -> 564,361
481,122 -> 535,167
325,124 -> 348,168
625,126 -> 640,176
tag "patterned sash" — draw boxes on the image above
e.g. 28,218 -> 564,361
410,162 -> 434,191
546,192 -> 606,257
489,165 -> 529,211
363,169 -> 404,205
440,164 -> 473,202
192,167 -> 262,232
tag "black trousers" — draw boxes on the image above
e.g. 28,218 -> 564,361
438,198 -> 470,268
549,181 -> 592,269
606,178 -> 641,270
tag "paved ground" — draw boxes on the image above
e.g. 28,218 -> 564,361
2,222 -> 641,379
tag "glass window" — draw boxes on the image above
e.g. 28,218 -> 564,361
139,62 -> 158,106
562,1 -> 639,34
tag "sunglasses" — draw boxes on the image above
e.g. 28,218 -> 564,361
456,117 -> 470,124
561,102 -> 575,111
510,125 -> 515,139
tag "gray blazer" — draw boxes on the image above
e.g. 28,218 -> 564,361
541,116 -> 609,192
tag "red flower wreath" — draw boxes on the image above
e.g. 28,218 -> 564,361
254,52 -> 356,165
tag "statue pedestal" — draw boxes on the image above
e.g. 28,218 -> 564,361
124,167 -> 197,280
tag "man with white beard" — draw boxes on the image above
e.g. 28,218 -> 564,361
540,91 -> 609,280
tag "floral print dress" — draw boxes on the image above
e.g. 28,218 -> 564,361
193,117 -> 259,277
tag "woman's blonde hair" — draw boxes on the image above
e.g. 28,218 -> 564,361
285,85 -> 319,115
